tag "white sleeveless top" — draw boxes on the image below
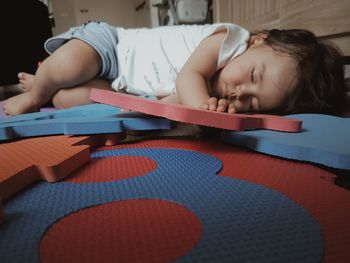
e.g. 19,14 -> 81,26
112,23 -> 249,98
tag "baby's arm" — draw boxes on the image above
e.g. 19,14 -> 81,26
176,31 -> 226,109
160,94 -> 180,104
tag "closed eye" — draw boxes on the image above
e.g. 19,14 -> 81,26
250,67 -> 255,83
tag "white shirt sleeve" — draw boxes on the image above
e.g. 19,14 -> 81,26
201,23 -> 250,69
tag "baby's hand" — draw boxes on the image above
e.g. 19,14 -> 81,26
200,97 -> 236,114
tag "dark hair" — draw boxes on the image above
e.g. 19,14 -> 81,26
252,29 -> 347,115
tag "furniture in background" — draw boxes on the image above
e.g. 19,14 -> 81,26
152,0 -> 212,26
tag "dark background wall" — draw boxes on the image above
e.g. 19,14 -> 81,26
1,1 -> 52,85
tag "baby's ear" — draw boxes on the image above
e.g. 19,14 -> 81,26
249,33 -> 268,47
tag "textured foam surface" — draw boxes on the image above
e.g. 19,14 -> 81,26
90,89 -> 302,132
0,103 -> 172,141
98,139 -> 350,263
221,114 -> 350,170
1,146 -> 323,262
0,134 -> 124,201
40,200 -> 202,263
66,156 -> 157,183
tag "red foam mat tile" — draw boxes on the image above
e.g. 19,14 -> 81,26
0,134 -> 124,201
40,200 -> 201,263
66,156 -> 157,183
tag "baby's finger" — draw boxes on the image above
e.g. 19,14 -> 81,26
228,103 -> 236,114
208,97 -> 218,111
217,99 -> 228,112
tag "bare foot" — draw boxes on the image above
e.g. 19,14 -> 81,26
18,72 -> 35,91
2,93 -> 38,116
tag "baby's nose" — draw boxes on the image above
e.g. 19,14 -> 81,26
235,85 -> 253,100
235,86 -> 247,100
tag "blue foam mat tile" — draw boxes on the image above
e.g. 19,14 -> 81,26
221,114 -> 350,170
0,103 -> 119,123
0,104 -> 172,140
0,148 -> 323,263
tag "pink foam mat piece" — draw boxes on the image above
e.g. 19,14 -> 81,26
90,89 -> 302,132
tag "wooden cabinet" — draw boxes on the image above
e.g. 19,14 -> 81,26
213,0 -> 350,55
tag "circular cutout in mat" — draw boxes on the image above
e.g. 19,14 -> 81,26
66,156 -> 157,183
40,199 -> 201,263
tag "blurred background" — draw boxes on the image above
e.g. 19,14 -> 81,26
47,0 -> 213,35
0,0 -> 213,91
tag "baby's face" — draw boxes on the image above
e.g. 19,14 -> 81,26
212,42 -> 297,113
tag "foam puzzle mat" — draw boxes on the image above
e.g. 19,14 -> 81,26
1,138 -> 350,263
0,134 -> 124,201
90,89 -> 302,132
0,103 -> 172,141
221,114 -> 350,170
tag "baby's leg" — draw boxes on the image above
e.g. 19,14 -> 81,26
3,39 -> 102,115
52,79 -> 113,109
15,73 -> 113,109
